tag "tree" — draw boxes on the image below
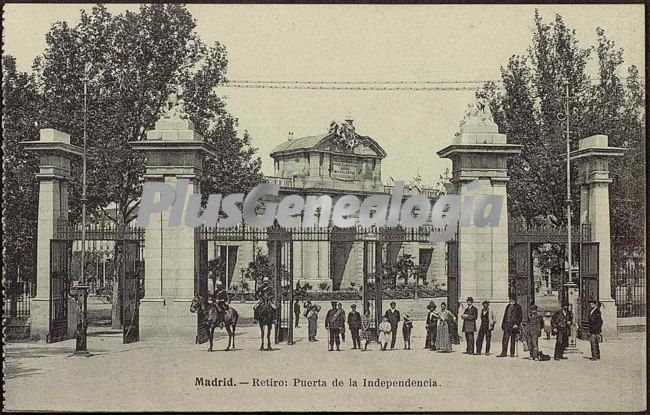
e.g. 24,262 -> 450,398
2,55 -> 40,292
32,4 -> 263,224
207,257 -> 227,290
243,252 -> 273,290
482,11 -> 645,259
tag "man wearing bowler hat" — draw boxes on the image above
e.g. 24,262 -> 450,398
476,300 -> 496,355
461,297 -> 478,354
498,294 -> 523,357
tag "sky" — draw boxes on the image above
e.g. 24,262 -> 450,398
3,4 -> 645,185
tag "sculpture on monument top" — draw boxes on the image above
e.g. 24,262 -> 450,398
408,173 -> 423,194
161,91 -> 189,120
476,96 -> 493,122
328,118 -> 359,151
459,96 -> 494,128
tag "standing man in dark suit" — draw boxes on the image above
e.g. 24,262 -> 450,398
587,299 -> 603,360
293,300 -> 301,328
347,304 -> 362,350
384,301 -> 401,349
461,297 -> 478,354
325,301 -> 344,351
425,301 -> 438,350
476,300 -> 496,355
551,302 -> 573,360
497,295 -> 523,357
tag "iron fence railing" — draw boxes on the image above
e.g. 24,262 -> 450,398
197,224 -> 452,243
612,260 -> 646,318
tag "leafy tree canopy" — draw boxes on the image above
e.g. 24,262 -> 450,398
482,11 -> 645,259
32,4 -> 263,224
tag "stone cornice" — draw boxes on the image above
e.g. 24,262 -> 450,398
568,146 -> 625,160
129,140 -> 218,158
21,140 -> 83,157
437,143 -> 522,158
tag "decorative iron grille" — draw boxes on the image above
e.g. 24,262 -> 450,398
612,259 -> 646,317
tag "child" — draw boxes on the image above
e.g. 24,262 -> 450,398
361,309 -> 373,351
402,314 -> 413,350
378,317 -> 392,351
543,311 -> 552,340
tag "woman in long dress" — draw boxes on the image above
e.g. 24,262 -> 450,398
435,302 -> 456,352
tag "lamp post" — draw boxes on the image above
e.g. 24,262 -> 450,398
557,80 -> 574,306
72,64 -> 91,356
240,268 -> 246,303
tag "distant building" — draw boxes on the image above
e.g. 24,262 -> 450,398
208,118 -> 447,291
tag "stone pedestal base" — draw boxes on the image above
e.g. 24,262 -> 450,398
29,297 -> 77,342
29,298 -> 49,341
66,298 -> 77,339
600,299 -> 618,340
139,298 -> 196,344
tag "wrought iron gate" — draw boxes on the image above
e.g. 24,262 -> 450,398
446,240 -> 459,317
48,239 -> 72,343
362,239 -> 381,340
268,227 -> 294,344
195,239 -> 209,344
53,219 -> 145,344
509,242 -> 533,321
578,242 -> 599,337
121,240 -> 142,343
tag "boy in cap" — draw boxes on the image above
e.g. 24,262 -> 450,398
476,300 -> 496,355
402,314 -> 413,350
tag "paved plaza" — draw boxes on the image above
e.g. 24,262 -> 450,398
4,322 -> 646,412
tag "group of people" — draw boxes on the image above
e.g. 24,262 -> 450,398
296,295 -> 604,361
208,276 -> 604,361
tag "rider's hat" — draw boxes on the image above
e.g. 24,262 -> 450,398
216,280 -> 223,286
262,277 -> 269,283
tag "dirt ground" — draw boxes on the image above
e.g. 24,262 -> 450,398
4,316 -> 646,412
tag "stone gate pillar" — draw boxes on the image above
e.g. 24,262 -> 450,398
438,102 -> 521,336
572,134 -> 624,339
23,129 -> 83,340
131,114 -> 215,340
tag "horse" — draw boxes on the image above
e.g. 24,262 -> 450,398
190,295 -> 239,352
255,300 -> 276,351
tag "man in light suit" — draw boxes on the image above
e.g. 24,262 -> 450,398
461,297 -> 478,354
384,301 -> 401,349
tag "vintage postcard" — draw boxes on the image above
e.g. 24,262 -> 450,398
2,2 -> 646,412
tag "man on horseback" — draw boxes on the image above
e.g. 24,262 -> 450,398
253,277 -> 276,322
208,280 -> 229,328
